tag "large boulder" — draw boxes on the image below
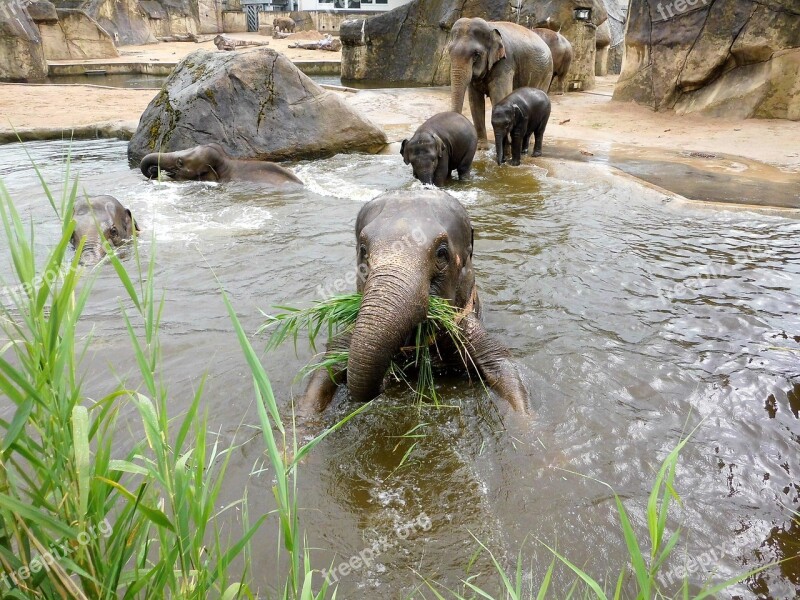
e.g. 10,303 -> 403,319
0,1 -> 47,80
127,48 -> 387,163
340,0 -> 607,90
613,0 -> 800,120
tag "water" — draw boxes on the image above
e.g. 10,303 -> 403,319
0,139 -> 798,598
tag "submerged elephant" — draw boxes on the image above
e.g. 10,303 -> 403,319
533,28 -> 573,95
401,112 -> 478,187
140,143 -> 303,186
448,17 -> 553,148
71,195 -> 138,264
491,87 -> 551,164
299,189 -> 528,414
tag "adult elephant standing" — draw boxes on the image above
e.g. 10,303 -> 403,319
448,17 -> 553,148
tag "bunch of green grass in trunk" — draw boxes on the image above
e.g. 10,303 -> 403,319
0,164 -> 345,598
260,293 -> 481,404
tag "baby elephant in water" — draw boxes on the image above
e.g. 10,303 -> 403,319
140,143 -> 303,186
491,87 -> 551,165
401,112 -> 478,187
71,195 -> 138,264
299,189 -> 528,415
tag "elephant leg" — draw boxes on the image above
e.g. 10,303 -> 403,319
296,333 -> 351,415
457,161 -> 472,180
533,121 -> 547,157
510,133 -> 524,166
522,132 -> 532,155
468,87 -> 488,149
502,136 -> 512,163
461,313 -> 528,412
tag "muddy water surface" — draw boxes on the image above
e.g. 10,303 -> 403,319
0,139 -> 799,598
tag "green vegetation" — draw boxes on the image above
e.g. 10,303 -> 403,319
260,293 -> 481,403
0,165 -> 345,598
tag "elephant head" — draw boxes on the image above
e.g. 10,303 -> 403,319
400,133 -> 444,185
71,195 -> 138,264
140,143 -> 229,182
490,102 -> 521,165
447,18 -> 506,114
347,190 -> 475,403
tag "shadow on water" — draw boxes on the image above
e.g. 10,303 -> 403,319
0,139 -> 799,597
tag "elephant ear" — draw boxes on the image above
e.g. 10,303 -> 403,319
432,134 -> 445,158
488,29 -> 506,71
400,139 -> 410,164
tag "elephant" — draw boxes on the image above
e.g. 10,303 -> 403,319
273,17 -> 296,33
491,87 -> 551,165
298,189 -> 528,415
533,28 -> 573,95
139,143 -> 303,186
70,195 -> 138,264
400,112 -> 478,187
447,17 -> 553,148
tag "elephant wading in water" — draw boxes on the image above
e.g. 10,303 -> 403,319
299,189 -> 528,415
533,28 -> 573,95
71,195 -> 138,264
401,112 -> 478,187
448,17 -> 553,148
491,87 -> 551,164
140,143 -> 303,186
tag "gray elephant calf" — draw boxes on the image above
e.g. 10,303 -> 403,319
401,112 -> 478,187
491,87 -> 551,165
300,189 -> 528,415
140,143 -> 303,186
71,195 -> 138,264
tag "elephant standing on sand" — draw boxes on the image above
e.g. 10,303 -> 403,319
447,17 -> 553,148
71,195 -> 138,264
299,190 -> 528,415
533,28 -> 573,95
140,143 -> 303,186
273,17 -> 296,33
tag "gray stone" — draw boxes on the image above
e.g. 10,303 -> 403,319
127,48 -> 387,163
614,0 -> 800,120
27,1 -> 59,24
0,1 -> 47,80
39,9 -> 119,60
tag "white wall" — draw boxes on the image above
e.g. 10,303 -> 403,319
297,0 -> 411,11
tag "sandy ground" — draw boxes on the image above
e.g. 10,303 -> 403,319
48,33 -> 341,66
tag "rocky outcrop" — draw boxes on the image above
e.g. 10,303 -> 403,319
340,0 -> 607,90
38,9 -> 120,60
50,0 -> 222,45
614,0 -> 800,120
127,48 -> 388,163
0,1 -> 47,80
27,1 -> 59,24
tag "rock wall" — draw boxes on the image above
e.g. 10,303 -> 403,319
613,0 -> 800,120
340,0 -> 608,90
0,0 -> 48,80
50,0 -> 221,45
38,9 -> 120,60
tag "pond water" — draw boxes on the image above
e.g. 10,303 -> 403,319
0,139 -> 798,598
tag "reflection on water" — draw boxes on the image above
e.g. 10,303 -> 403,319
0,139 -> 798,597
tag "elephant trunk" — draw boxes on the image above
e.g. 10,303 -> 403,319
347,264 -> 427,403
77,233 -> 105,265
450,65 -> 471,114
140,153 -> 163,179
494,134 -> 505,165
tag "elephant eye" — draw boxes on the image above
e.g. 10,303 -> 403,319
436,244 -> 450,264
176,158 -> 184,168
359,243 -> 368,261
109,226 -> 118,237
